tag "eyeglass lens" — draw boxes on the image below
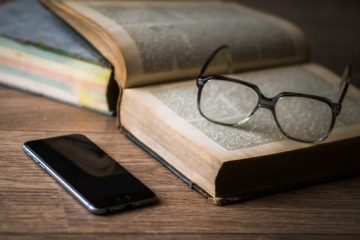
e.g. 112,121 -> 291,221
275,96 -> 333,142
199,79 -> 334,142
199,79 -> 258,125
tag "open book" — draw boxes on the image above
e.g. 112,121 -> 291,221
43,0 -> 360,204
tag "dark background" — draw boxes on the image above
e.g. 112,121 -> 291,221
239,0 -> 360,87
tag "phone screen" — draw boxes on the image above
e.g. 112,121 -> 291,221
23,134 -> 156,213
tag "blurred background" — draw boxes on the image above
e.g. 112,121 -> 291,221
240,0 -> 360,87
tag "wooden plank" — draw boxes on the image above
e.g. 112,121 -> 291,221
1,125 -> 360,235
0,189 -> 68,233
1,234 -> 360,240
0,87 -> 117,133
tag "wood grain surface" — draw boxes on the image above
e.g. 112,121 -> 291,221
1,1 -> 360,239
1,86 -> 360,239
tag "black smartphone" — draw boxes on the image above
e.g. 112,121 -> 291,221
23,134 -> 156,214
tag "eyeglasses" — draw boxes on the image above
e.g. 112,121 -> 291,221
196,45 -> 352,143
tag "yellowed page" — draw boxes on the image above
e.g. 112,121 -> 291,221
48,0 -> 309,88
121,63 -> 360,195
122,63 -> 360,162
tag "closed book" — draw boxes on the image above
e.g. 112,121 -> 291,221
0,0 -> 118,114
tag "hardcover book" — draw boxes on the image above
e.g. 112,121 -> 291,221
0,0 -> 118,114
43,0 -> 360,204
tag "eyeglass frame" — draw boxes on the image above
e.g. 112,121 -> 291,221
196,45 -> 352,143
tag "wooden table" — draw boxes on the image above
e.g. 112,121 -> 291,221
1,1 -> 360,239
1,87 -> 360,240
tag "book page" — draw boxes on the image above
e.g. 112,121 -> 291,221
122,63 -> 360,161
56,1 -> 309,88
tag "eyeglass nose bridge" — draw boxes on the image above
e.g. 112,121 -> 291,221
258,95 -> 276,111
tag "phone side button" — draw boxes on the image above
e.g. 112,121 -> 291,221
27,153 -> 40,164
39,163 -> 46,170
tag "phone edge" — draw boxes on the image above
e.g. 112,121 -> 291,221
23,143 -> 107,214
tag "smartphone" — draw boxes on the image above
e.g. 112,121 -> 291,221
23,134 -> 156,214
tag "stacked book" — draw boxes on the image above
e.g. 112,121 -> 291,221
0,0 -> 118,114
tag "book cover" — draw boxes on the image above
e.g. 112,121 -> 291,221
0,0 -> 118,114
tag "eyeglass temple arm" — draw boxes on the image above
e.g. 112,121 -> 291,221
337,65 -> 352,105
199,44 -> 233,77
